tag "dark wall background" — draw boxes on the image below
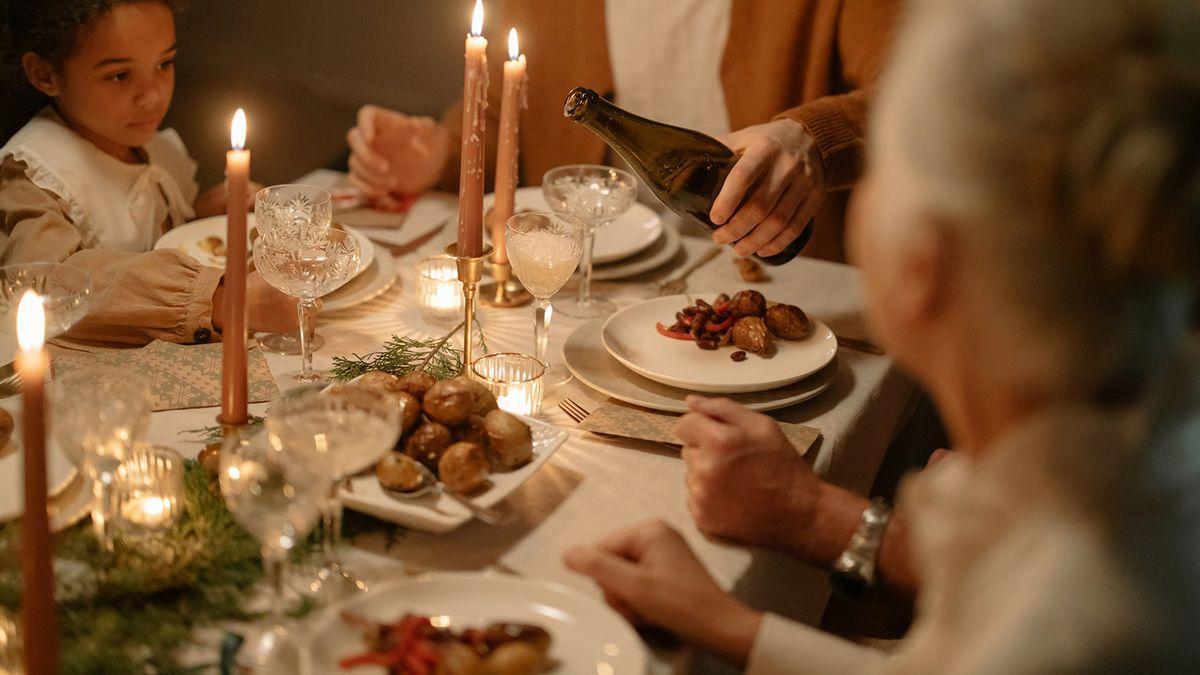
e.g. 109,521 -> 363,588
166,0 -> 468,188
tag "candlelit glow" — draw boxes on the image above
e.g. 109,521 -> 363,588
471,0 -> 484,36
16,290 -> 44,352
508,28 -> 519,60
230,109 -> 247,150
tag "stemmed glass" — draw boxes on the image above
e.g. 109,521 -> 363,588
254,185 -> 334,355
253,225 -> 361,382
47,371 -> 152,554
0,263 -> 93,396
220,428 -> 327,667
541,165 -> 637,318
265,385 -> 401,601
506,212 -> 585,386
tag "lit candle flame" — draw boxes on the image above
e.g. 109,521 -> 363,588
508,27 -> 519,60
471,0 -> 484,37
16,290 -> 44,353
230,108 -> 247,150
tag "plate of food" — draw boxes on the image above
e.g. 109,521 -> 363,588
602,291 -> 837,394
153,215 -> 376,275
333,372 -> 569,533
272,572 -> 647,674
483,187 -> 662,265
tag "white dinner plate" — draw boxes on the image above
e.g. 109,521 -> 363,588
341,415 -> 568,533
484,186 -> 662,265
602,294 -> 837,394
153,215 -> 375,277
270,572 -> 647,674
591,221 -> 683,281
318,243 -> 398,313
0,436 -> 78,524
565,319 -> 838,413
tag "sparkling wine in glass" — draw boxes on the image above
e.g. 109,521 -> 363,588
253,185 -> 333,355
541,165 -> 637,319
253,225 -> 360,382
266,385 -> 401,601
506,212 -> 584,386
220,428 -> 327,666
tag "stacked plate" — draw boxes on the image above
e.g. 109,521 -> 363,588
564,294 -> 840,413
154,215 -> 398,313
484,187 -> 682,280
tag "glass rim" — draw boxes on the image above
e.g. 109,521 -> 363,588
504,210 -> 586,233
471,352 -> 547,384
416,254 -> 459,279
542,164 -> 637,184
254,183 -> 333,204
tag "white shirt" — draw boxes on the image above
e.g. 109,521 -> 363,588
604,0 -> 733,136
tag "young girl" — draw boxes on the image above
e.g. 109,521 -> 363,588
0,0 -> 296,344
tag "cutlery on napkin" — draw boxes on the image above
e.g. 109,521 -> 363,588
51,341 -> 278,412
572,400 -> 821,455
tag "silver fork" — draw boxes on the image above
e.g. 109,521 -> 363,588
657,246 -> 724,296
558,397 -> 591,424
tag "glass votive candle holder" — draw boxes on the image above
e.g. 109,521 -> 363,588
417,256 -> 465,328
113,444 -> 185,535
472,353 -> 546,416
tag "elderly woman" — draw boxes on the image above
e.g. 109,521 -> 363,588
564,0 -> 1200,672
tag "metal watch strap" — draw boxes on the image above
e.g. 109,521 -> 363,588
830,498 -> 892,600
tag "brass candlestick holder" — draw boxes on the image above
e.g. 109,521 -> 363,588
479,260 -> 532,308
446,242 -> 494,374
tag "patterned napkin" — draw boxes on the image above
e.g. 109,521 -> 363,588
51,341 -> 278,412
578,401 -> 820,455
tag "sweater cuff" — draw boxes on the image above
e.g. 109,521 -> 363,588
746,613 -> 884,675
185,265 -> 224,343
777,100 -> 866,192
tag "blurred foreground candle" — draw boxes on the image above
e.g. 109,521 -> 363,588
472,353 -> 545,415
222,109 -> 250,427
418,257 -> 467,327
16,290 -> 57,673
490,27 -> 527,265
457,0 -> 488,258
115,446 -> 184,532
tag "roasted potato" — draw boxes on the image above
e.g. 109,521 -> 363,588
454,414 -> 490,448
438,442 -> 491,494
730,289 -> 767,318
395,371 -> 438,401
483,409 -> 533,470
453,376 -> 499,416
731,316 -> 774,354
375,452 -> 425,492
357,370 -> 401,393
392,390 -> 423,437
482,641 -> 542,675
765,304 -> 812,340
423,379 -> 476,426
436,641 -> 484,675
404,420 -> 454,472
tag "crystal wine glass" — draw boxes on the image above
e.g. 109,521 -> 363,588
220,428 -> 327,667
506,211 -> 584,386
541,165 -> 637,318
253,185 -> 334,355
0,263 -> 93,396
253,225 -> 361,382
265,385 -> 401,601
47,370 -> 151,554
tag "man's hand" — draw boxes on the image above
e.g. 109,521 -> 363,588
675,395 -> 822,550
564,520 -> 762,665
347,105 -> 450,199
711,119 -> 824,258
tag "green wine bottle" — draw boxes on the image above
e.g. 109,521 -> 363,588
563,87 -> 811,265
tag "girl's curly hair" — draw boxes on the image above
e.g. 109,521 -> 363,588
1,0 -> 181,140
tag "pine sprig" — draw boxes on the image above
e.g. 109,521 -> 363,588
329,322 -> 471,382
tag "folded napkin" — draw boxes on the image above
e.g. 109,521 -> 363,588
578,401 -> 820,455
51,340 -> 278,412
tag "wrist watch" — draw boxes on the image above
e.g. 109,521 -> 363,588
829,498 -> 892,600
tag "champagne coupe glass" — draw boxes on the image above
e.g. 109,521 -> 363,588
0,263 -> 93,396
220,428 -> 327,667
505,212 -> 585,386
253,225 -> 360,382
541,165 -> 637,319
265,385 -> 401,601
47,371 -> 151,554
253,185 -> 334,355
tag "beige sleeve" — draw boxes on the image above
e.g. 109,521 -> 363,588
0,158 -> 224,345
746,613 -> 885,675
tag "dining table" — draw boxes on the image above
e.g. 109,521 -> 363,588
16,170 -> 920,673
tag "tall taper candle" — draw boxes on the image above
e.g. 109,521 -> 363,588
17,290 -> 58,674
221,109 -> 250,426
457,0 -> 488,258
490,27 -> 526,265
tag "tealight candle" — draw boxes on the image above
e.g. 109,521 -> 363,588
472,353 -> 546,416
114,445 -> 184,534
418,257 -> 466,328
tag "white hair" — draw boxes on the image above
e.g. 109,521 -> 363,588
875,0 -> 1200,399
